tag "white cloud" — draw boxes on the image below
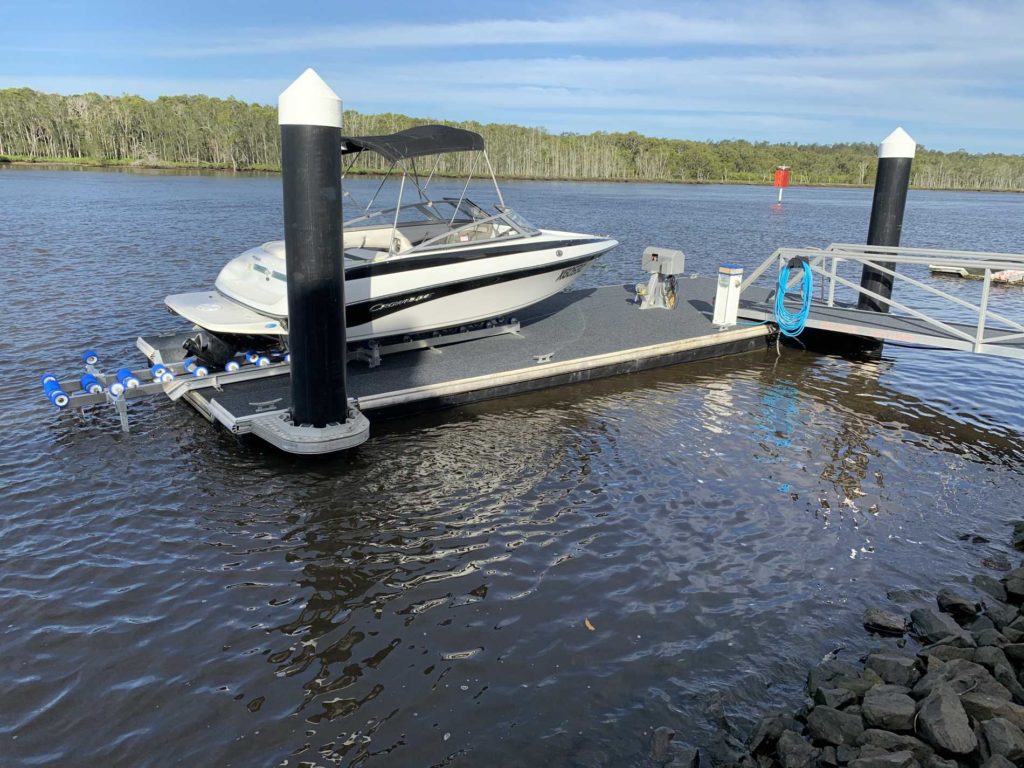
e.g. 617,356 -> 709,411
3,1 -> 1022,151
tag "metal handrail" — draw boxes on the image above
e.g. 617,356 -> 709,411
739,244 -> 1024,356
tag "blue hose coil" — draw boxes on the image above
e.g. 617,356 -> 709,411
774,259 -> 813,338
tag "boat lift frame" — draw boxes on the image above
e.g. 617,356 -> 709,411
738,243 -> 1024,359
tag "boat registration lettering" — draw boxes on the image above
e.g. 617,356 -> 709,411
370,293 -> 433,313
556,263 -> 586,281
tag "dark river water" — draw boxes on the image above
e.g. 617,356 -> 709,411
2,166 -> 1024,767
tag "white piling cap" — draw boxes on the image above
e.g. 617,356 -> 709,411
279,68 -> 342,128
879,127 -> 916,159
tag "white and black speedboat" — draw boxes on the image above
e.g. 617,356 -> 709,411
165,125 -> 618,354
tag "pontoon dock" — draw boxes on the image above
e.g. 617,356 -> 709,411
134,278 -> 773,448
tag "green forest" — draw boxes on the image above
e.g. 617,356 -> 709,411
1,87 -> 1022,191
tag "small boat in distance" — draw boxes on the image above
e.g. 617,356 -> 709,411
165,125 -> 618,353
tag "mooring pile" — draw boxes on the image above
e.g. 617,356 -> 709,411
652,526 -> 1024,768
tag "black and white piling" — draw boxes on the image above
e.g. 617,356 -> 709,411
857,127 -> 916,313
271,68 -> 368,453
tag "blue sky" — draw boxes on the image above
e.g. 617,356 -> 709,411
1,0 -> 1022,153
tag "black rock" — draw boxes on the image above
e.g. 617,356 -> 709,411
910,608 -> 976,646
962,691 -> 1024,730
835,671 -> 885,699
969,614 -> 998,634
1001,642 -> 1024,665
776,730 -> 819,768
923,757 -> 958,768
708,730 -> 751,767
980,717 -> 1024,761
1012,521 -> 1024,551
806,706 -> 864,746
974,646 -> 1014,674
836,744 -> 860,763
916,685 -> 979,755
974,574 -> 1008,603
863,608 -> 907,636
864,653 -> 921,687
1002,615 -> 1024,642
857,729 -> 933,762
984,602 -> 1020,631
808,660 -> 863,697
652,726 -> 676,763
861,687 -> 916,732
917,644 -> 975,664
815,687 -> 857,710
973,628 -> 1009,647
992,664 -> 1024,706
820,745 -> 838,767
847,750 -> 916,768
1006,567 -> 1024,603
747,711 -> 796,754
912,658 -> 1012,701
666,745 -> 700,768
936,588 -> 981,624
979,755 -> 1016,768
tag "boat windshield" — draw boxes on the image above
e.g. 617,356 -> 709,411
344,197 -> 489,231
411,208 -> 540,251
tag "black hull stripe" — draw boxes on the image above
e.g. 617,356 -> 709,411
344,253 -> 601,327
345,237 -> 608,280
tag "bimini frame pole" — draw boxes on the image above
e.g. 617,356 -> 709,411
483,150 -> 505,209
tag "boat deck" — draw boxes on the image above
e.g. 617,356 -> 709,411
139,278 -> 774,437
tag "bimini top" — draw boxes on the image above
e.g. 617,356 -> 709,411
340,125 -> 485,163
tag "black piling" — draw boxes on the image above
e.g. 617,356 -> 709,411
857,127 -> 916,313
279,69 -> 347,428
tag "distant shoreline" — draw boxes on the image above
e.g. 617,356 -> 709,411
3,157 -> 1021,194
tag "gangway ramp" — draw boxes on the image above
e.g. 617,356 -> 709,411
737,244 -> 1024,360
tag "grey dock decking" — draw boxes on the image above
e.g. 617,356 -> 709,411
138,278 -> 774,436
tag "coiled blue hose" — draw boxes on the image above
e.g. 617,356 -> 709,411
774,258 -> 813,338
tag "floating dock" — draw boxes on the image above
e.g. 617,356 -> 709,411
132,279 -> 772,447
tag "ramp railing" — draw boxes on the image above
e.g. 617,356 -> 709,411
738,244 -> 1024,356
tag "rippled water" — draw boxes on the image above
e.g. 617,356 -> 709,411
2,166 -> 1024,767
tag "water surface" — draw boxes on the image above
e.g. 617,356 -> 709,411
2,167 -> 1023,767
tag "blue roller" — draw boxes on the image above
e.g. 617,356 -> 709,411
245,351 -> 259,364
80,373 -> 103,394
182,356 -> 198,372
43,380 -> 69,407
150,363 -> 168,379
108,380 -> 125,397
256,356 -> 271,367
116,367 -> 140,389
41,373 -> 59,387
224,360 -> 240,372
284,353 -> 291,363
192,365 -> 209,377
82,349 -> 99,365
159,371 -> 176,383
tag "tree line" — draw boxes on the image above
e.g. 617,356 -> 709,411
1,87 -> 1022,191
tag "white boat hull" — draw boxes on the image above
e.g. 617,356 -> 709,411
166,232 -> 615,343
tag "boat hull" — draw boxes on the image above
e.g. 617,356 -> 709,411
165,235 -> 616,344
